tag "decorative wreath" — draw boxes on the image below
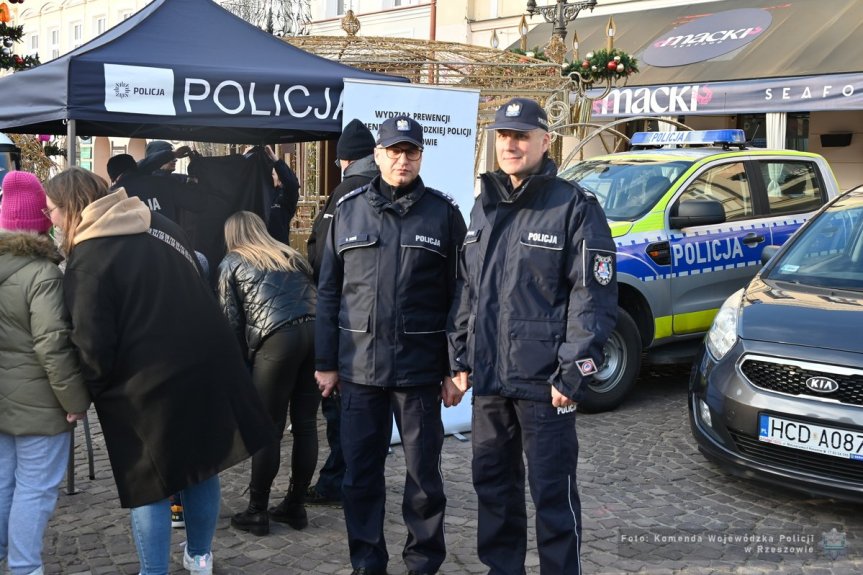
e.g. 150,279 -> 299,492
0,21 -> 40,71
561,48 -> 638,84
510,47 -> 639,85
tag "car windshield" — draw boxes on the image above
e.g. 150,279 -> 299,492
559,158 -> 692,221
766,193 -> 863,291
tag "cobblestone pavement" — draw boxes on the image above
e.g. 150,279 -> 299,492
41,365 -> 863,574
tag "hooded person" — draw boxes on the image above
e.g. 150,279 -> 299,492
42,167 -> 273,575
0,170 -> 91,575
306,119 -> 379,283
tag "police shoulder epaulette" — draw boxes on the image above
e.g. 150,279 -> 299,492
426,187 -> 460,209
568,179 -> 597,201
337,185 -> 369,206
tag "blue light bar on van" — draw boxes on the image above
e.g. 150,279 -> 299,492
630,129 -> 746,147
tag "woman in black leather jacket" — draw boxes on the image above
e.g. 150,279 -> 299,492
217,211 -> 317,536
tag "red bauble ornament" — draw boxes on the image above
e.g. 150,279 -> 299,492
581,61 -> 589,69
607,61 -> 618,71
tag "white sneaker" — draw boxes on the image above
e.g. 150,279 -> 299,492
182,543 -> 213,575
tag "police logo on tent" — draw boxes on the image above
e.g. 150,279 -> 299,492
114,82 -> 131,99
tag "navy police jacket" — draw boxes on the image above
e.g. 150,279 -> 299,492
447,158 -> 618,402
316,175 -> 467,387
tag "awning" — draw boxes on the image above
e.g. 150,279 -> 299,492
519,0 -> 863,116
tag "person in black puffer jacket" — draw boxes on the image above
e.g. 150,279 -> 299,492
217,211 -> 317,536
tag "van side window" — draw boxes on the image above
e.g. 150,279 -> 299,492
758,161 -> 825,216
678,162 -> 753,222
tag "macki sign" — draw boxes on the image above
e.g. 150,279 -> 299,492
587,73 -> 863,117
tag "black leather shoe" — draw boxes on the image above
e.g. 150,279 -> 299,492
350,568 -> 387,575
306,485 -> 343,507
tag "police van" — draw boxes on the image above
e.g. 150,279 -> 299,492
559,129 -> 841,412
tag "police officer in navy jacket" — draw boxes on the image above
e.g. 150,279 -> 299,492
315,115 -> 467,575
448,98 -> 618,575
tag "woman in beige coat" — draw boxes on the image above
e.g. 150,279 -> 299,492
0,171 -> 90,575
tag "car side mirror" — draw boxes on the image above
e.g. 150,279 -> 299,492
669,199 -> 726,229
760,245 -> 781,265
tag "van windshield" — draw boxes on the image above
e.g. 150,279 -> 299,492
559,159 -> 692,221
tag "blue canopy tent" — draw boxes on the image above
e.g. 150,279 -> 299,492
0,0 -> 403,151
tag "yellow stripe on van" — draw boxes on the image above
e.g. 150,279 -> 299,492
672,309 -> 720,334
654,309 -> 720,340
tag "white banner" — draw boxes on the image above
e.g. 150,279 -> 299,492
104,64 -> 176,116
342,79 -> 480,220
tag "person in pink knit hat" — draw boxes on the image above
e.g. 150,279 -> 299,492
0,170 -> 90,575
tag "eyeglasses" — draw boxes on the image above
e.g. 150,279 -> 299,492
380,146 -> 422,161
41,206 -> 58,218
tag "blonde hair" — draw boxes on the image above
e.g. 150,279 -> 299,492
224,211 -> 311,275
43,167 -> 110,255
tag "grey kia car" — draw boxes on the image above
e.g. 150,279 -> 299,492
689,186 -> 863,502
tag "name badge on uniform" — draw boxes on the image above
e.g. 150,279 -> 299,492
520,230 -> 564,251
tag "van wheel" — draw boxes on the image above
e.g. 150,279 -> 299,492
579,308 -> 642,413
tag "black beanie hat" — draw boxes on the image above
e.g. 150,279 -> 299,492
107,154 -> 137,182
336,119 -> 375,161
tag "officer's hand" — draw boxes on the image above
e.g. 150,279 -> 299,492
264,145 -> 278,162
453,371 -> 471,393
441,376 -> 464,408
551,385 -> 576,408
315,370 -> 340,398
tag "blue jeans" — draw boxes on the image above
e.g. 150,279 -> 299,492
0,432 -> 71,575
130,474 -> 220,575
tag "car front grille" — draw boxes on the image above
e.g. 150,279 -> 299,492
739,358 -> 863,406
729,430 -> 863,484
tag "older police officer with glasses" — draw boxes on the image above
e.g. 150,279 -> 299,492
315,115 -> 467,575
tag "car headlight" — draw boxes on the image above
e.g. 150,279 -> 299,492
706,288 -> 744,360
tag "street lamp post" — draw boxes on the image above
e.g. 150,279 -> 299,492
525,0 -> 597,43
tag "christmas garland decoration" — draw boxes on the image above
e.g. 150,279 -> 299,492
563,48 -> 638,84
0,21 -> 40,71
509,46 -> 638,85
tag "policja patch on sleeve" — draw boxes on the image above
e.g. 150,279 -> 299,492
592,252 -> 614,286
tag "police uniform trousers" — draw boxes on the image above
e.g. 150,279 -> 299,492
340,380 -> 447,574
472,395 -> 582,575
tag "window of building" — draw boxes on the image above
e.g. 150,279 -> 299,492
336,0 -> 345,14
30,34 -> 38,51
49,28 -> 60,59
786,113 -> 810,152
71,22 -> 83,49
95,16 -> 106,36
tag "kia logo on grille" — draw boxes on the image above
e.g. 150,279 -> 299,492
805,376 -> 839,393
